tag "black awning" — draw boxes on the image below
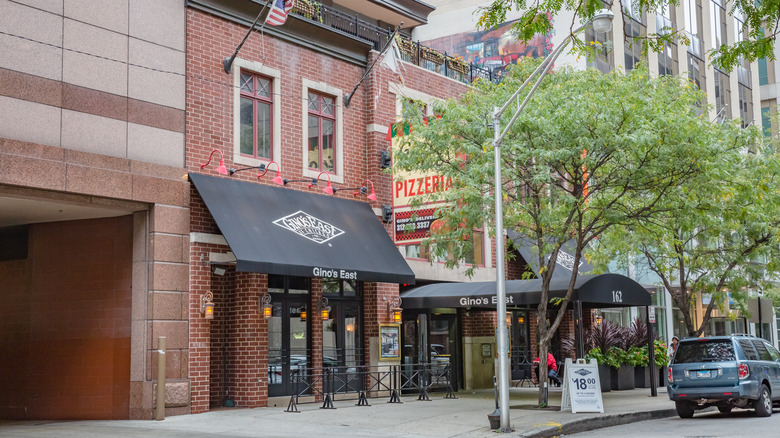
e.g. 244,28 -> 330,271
400,273 -> 650,309
507,229 -> 596,279
190,173 -> 415,284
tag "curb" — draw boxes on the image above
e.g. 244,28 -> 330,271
518,409 -> 677,437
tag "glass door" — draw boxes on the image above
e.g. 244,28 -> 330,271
429,314 -> 460,390
321,279 -> 363,393
267,276 -> 310,397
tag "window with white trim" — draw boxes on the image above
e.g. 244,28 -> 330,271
231,59 -> 281,168
301,80 -> 343,183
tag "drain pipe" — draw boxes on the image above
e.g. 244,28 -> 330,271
156,337 -> 167,421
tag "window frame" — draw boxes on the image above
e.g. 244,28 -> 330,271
306,91 -> 337,174
301,79 -> 344,183
232,59 -> 281,169
239,71 -> 274,161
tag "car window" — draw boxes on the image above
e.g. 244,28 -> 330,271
673,340 -> 735,363
765,342 -> 780,361
739,339 -> 759,360
753,340 -> 773,361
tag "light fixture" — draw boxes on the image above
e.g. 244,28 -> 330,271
505,312 -> 511,327
200,149 -> 228,175
381,204 -> 393,223
595,313 -> 603,325
380,150 -> 392,168
300,308 -> 307,322
260,293 -> 272,319
518,315 -> 525,325
489,9 -> 614,431
201,291 -> 215,320
319,297 -> 331,320
346,323 -> 355,332
229,161 -> 284,185
309,172 -> 334,194
389,297 -> 402,323
591,9 -> 615,33
333,180 -> 377,201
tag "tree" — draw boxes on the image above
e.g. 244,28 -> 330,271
593,131 -> 780,337
392,60 -> 724,405
476,0 -> 777,72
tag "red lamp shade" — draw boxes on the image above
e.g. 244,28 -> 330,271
201,149 -> 228,175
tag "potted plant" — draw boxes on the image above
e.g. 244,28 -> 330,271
446,55 -> 469,75
628,345 -> 650,388
585,347 -> 615,393
608,346 -> 635,390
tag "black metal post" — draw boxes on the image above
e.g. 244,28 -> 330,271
647,306 -> 657,397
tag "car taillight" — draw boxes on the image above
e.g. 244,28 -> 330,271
667,366 -> 673,383
738,363 -> 749,379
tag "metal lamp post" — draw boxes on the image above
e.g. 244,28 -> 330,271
491,10 -> 614,432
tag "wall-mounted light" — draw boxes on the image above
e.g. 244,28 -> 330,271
333,180 -> 377,201
300,308 -> 307,322
517,315 -> 525,325
309,172 -> 334,194
346,323 -> 355,332
229,161 -> 284,185
595,313 -> 603,325
319,297 -> 331,321
260,293 -> 272,319
389,297 -> 402,323
505,312 -> 511,327
380,150 -> 391,168
381,204 -> 393,223
201,291 -> 215,320
200,149 -> 228,175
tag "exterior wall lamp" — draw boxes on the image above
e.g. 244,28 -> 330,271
300,308 -> 307,322
333,179 -> 377,201
200,149 -> 228,175
518,315 -> 525,325
201,291 -> 215,320
310,172 -> 334,194
260,293 -> 272,319
389,297 -> 402,323
229,161 -> 284,185
319,297 -> 331,321
505,312 -> 512,327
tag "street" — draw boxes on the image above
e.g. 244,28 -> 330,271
566,408 -> 780,437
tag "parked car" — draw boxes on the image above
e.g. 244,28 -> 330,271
667,334 -> 780,418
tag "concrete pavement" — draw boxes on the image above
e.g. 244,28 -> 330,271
0,386 -> 676,438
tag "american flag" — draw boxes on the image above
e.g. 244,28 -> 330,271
265,0 -> 294,26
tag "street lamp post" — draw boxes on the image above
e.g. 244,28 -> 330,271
491,10 -> 614,432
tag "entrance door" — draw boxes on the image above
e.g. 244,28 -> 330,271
402,312 -> 460,391
267,276 -> 310,397
429,314 -> 460,390
510,310 -> 531,380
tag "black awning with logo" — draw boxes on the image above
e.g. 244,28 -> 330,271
507,229 -> 596,280
400,273 -> 651,309
190,173 -> 415,284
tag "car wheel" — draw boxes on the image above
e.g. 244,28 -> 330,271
754,384 -> 773,417
717,404 -> 733,414
675,401 -> 695,418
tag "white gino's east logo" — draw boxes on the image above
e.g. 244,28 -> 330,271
273,211 -> 345,244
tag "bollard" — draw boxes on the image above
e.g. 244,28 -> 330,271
155,337 -> 167,421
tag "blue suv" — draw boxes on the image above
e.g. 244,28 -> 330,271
667,334 -> 780,418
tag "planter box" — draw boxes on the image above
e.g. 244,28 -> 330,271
634,366 -> 651,388
610,365 -> 635,390
598,364 -> 611,393
658,366 -> 668,387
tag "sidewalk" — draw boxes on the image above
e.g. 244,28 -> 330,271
0,386 -> 676,438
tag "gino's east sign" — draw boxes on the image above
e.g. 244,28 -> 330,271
273,210 -> 345,244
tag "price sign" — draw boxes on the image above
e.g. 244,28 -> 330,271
561,358 -> 604,413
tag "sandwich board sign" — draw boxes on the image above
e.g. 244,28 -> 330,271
560,358 -> 604,413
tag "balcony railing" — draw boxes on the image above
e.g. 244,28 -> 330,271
290,0 -> 497,84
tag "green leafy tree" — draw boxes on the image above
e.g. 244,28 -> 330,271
593,132 -> 780,337
392,60 -> 725,405
476,0 -> 776,72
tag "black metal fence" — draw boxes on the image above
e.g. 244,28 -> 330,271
289,1 -> 497,84
281,362 -> 458,411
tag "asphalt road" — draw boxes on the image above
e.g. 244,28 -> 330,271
566,408 -> 780,437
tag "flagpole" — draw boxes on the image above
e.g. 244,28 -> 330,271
223,2 -> 272,74
343,23 -> 403,108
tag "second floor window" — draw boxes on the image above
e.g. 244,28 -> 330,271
307,92 -> 336,173
239,72 -> 273,159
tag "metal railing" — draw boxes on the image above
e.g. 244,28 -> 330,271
278,362 -> 458,411
289,0 -> 497,84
